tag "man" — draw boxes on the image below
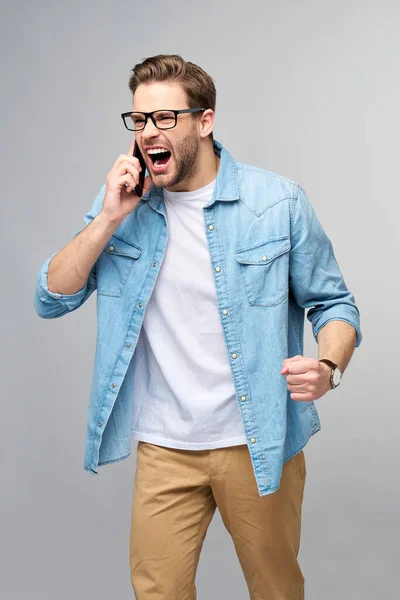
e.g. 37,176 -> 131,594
34,54 -> 362,599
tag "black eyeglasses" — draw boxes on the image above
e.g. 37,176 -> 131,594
120,108 -> 206,131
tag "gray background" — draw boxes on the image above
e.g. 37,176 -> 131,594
1,0 -> 398,598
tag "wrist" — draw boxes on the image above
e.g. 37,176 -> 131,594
97,210 -> 124,230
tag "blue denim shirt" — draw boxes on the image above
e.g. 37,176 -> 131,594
34,140 -> 362,496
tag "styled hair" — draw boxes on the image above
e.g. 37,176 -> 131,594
128,54 -> 216,140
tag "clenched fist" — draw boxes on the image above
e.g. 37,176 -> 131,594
281,355 -> 332,401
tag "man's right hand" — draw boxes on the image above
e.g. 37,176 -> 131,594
100,140 -> 152,224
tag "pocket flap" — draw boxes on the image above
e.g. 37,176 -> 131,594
104,234 -> 142,259
234,236 -> 291,265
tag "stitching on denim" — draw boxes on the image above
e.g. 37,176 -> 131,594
289,297 -> 302,350
212,203 -> 259,433
284,425 -> 321,464
235,235 -> 290,255
290,186 -> 300,228
239,195 -> 296,219
236,162 -> 299,188
97,451 -> 131,467
90,212 -> 168,469
248,290 -> 289,308
90,271 -> 153,468
203,203 -> 266,475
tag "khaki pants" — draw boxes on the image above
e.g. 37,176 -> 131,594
129,442 -> 306,599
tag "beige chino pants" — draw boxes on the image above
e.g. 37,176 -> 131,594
129,442 -> 306,599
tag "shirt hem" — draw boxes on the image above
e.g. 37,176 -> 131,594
131,431 -> 248,450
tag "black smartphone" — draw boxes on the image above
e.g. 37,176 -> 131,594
133,140 -> 146,196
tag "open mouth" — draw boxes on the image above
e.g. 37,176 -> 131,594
148,149 -> 172,169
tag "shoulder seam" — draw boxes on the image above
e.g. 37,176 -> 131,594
235,161 -> 300,188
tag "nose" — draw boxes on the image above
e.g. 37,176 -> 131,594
142,116 -> 159,136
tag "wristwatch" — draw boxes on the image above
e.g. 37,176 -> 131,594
318,359 -> 342,389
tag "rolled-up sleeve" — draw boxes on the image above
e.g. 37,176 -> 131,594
34,184 -> 105,319
289,185 -> 362,348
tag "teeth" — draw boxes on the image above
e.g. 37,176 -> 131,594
147,148 -> 169,155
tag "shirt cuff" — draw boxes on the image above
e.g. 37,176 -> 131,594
311,306 -> 362,348
37,253 -> 91,309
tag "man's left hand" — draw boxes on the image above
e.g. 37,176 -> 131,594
280,355 -> 332,401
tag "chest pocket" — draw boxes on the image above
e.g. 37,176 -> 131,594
234,236 -> 291,307
97,234 -> 142,297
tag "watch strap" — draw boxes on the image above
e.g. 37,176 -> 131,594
318,359 -> 338,370
319,359 -> 339,389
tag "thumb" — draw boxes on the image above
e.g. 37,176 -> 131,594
281,365 -> 289,375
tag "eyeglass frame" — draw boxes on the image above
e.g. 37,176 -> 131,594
120,108 -> 206,131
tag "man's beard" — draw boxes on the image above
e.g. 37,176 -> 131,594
150,126 -> 200,188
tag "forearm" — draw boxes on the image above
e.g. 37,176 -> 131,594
317,320 -> 357,373
47,211 -> 120,295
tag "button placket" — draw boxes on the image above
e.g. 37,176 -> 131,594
203,206 -> 260,460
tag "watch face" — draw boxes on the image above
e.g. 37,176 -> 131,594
333,368 -> 342,386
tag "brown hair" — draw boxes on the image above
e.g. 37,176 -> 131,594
128,54 -> 216,140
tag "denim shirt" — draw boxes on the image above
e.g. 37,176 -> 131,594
34,140 -> 362,496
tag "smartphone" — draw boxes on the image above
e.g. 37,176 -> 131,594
133,140 -> 146,196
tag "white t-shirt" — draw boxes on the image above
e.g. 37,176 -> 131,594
130,179 -> 247,449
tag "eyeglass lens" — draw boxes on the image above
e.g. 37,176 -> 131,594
127,111 -> 177,131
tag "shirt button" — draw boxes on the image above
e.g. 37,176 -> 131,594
109,245 -> 114,252
250,437 -> 256,443
231,353 -> 237,359
261,256 -> 267,261
111,383 -> 116,389
125,342 -> 131,348
222,309 -> 228,315
152,262 -> 157,267
138,302 -> 143,308
240,395 -> 246,402
208,225 -> 214,231
98,421 -> 103,428
215,266 -> 221,272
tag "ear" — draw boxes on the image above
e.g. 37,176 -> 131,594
199,109 -> 215,139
